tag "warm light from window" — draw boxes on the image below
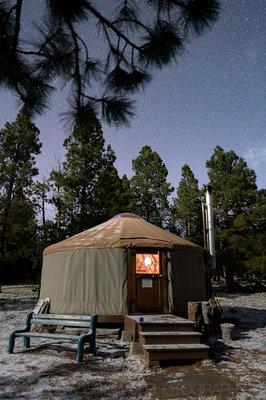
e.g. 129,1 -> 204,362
136,253 -> 160,274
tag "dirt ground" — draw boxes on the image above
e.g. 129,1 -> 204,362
0,285 -> 265,400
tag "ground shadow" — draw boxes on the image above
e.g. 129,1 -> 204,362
207,337 -> 235,363
0,297 -> 37,312
222,305 -> 266,331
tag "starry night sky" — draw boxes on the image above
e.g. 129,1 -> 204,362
0,0 -> 265,190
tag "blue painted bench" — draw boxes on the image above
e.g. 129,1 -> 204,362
8,312 -> 98,363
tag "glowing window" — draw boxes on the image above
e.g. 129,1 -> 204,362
136,253 -> 160,274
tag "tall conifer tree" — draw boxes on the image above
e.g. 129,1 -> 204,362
50,109 -> 128,235
130,146 -> 173,226
206,146 -> 258,288
174,164 -> 202,244
0,110 -> 41,284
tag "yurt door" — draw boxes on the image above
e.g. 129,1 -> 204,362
130,251 -> 166,313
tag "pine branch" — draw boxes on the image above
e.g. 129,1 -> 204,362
38,28 -> 62,54
17,49 -> 47,57
112,18 -> 151,34
86,3 -> 141,51
76,32 -> 89,62
0,3 -> 16,40
0,0 -> 220,125
12,0 -> 23,51
67,20 -> 82,110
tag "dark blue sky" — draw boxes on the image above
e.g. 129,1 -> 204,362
0,0 -> 265,189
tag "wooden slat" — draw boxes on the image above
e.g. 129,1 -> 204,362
16,332 -> 80,341
139,324 -> 194,332
142,344 -> 209,363
126,314 -> 194,324
30,319 -> 89,328
97,315 -> 124,324
139,331 -> 201,337
144,349 -> 208,362
143,344 -> 209,351
139,331 -> 202,345
33,314 -> 91,321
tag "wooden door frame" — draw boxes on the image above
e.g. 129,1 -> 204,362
127,248 -> 168,314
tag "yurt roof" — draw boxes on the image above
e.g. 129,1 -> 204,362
44,213 -> 203,255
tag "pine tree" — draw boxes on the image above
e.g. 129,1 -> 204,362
97,148 -> 132,220
174,164 -> 203,244
32,179 -> 50,246
0,110 -> 41,284
130,145 -> 173,226
230,189 -> 266,279
206,146 -> 258,288
50,109 -> 125,235
49,162 -> 65,240
117,174 -> 133,214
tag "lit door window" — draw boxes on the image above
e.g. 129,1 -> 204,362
136,252 -> 160,274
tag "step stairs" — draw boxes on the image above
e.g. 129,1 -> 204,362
139,321 -> 194,333
139,331 -> 202,345
142,343 -> 209,363
126,314 -> 209,365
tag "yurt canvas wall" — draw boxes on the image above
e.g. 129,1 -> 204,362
40,248 -> 128,315
167,248 -> 207,315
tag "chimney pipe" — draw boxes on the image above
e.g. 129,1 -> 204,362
205,185 -> 216,270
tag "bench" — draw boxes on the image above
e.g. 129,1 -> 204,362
8,312 -> 98,363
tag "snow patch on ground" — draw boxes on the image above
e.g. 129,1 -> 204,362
0,286 -> 265,399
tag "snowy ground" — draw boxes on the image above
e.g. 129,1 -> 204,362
0,286 -> 265,400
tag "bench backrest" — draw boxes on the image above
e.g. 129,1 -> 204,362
29,313 -> 98,332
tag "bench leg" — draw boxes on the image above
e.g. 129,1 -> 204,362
8,333 -> 16,354
23,337 -> 30,349
89,337 -> 96,356
118,327 -> 123,340
77,337 -> 85,363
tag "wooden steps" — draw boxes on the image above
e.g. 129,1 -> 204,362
139,331 -> 202,345
142,343 -> 209,363
124,314 -> 209,364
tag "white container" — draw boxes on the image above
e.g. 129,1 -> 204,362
220,323 -> 235,341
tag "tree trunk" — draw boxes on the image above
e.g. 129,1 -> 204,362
80,186 -> 86,231
0,175 -> 15,293
0,175 -> 15,254
225,265 -> 238,292
40,187 -> 47,244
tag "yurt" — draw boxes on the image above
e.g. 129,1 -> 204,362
39,213 -> 211,322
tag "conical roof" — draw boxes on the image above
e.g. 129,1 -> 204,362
44,213 -> 203,255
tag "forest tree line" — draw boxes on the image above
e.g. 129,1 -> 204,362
0,110 -> 265,285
